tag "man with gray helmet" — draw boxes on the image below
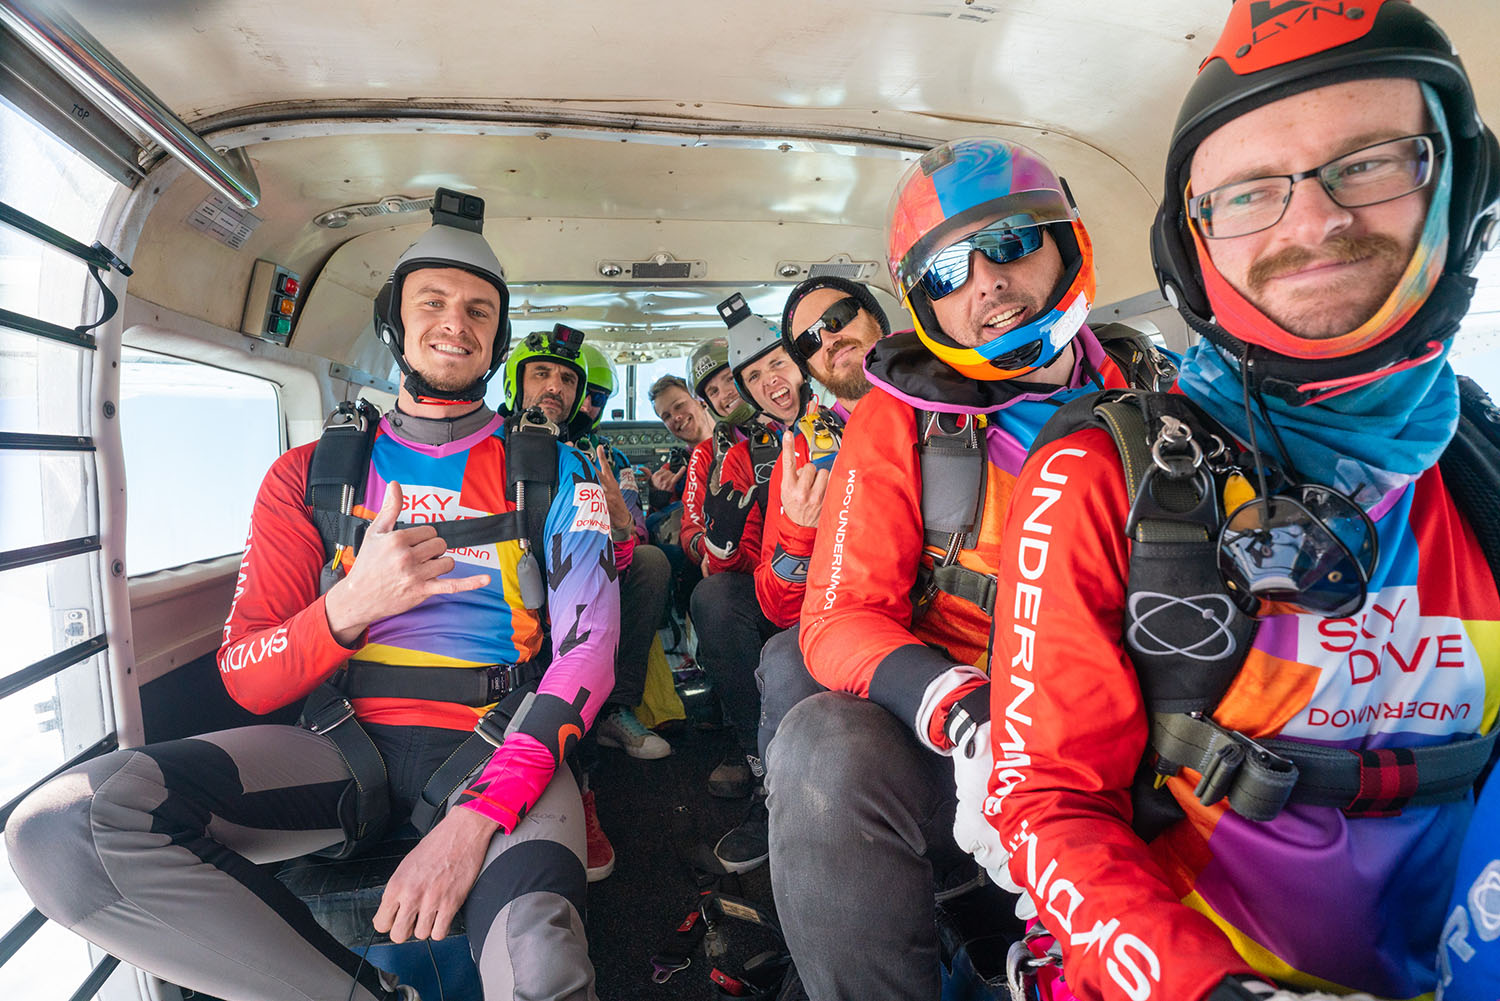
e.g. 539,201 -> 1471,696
8,192 -> 619,1001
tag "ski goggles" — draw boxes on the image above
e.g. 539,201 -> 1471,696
1218,483 -> 1378,619
918,221 -> 1044,301
792,296 -> 861,359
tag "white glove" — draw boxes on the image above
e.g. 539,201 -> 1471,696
949,711 -> 1038,921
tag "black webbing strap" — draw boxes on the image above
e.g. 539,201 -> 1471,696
305,400 -> 382,594
913,409 -> 991,615
341,659 -> 546,706
1153,711 -> 1499,820
506,419 -> 560,588
1439,376 -> 1500,586
929,563 -> 997,616
407,684 -> 539,834
299,682 -> 391,859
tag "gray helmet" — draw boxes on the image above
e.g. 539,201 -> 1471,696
719,292 -> 808,414
373,189 -> 511,404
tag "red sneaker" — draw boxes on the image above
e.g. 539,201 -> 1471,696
581,789 -> 615,882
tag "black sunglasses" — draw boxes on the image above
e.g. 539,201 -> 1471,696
793,296 -> 861,359
1218,483 -> 1378,619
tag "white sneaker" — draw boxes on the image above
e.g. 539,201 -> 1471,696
595,705 -> 671,760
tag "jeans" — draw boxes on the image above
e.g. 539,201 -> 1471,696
766,692 -> 971,1001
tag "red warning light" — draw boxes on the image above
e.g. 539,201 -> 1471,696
279,275 -> 300,297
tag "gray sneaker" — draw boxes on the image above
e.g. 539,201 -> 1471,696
596,705 -> 672,760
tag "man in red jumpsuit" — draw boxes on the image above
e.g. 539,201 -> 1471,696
967,4 -> 1500,1001
767,138 -> 1166,998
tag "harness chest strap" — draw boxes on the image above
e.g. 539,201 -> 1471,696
1027,385 -> 1500,828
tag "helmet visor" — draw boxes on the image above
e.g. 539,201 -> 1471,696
893,191 -> 1074,302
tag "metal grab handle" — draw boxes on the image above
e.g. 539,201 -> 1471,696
0,1 -> 261,208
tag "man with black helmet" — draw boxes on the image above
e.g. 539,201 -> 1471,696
767,138 -> 1172,999
973,3 -> 1500,1001
7,196 -> 620,1001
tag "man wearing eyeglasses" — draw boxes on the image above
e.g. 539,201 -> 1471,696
971,4 -> 1500,1001
766,137 -> 1172,999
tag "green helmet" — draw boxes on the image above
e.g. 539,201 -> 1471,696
580,342 -> 617,396
687,336 -> 756,425
568,342 -> 619,438
503,324 -> 588,421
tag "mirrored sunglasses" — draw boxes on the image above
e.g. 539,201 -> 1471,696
918,222 -> 1044,301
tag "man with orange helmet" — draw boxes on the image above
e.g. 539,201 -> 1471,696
766,137 -> 1172,998
972,3 -> 1500,1001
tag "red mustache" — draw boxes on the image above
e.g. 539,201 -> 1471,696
1247,234 -> 1405,292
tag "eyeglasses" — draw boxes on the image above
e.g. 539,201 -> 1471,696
917,221 -> 1044,301
793,296 -> 861,359
1188,133 -> 1443,240
586,388 -> 611,410
1218,483 -> 1378,618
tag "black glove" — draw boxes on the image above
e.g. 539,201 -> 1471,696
702,480 -> 756,559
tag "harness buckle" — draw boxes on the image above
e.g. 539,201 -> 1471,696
1150,414 -> 1203,478
485,663 -> 521,703
1185,712 -> 1297,813
305,696 -> 356,734
650,956 -> 691,984
475,708 -> 509,749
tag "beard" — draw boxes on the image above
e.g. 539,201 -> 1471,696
1245,233 -> 1409,339
812,337 -> 874,401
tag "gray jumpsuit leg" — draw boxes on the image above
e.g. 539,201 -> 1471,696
6,723 -> 595,1001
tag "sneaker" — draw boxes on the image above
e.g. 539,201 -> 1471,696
596,705 -> 672,760
581,789 -> 615,882
713,792 -> 769,874
708,754 -> 753,798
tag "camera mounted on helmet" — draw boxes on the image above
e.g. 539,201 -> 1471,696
503,323 -> 590,422
886,138 -> 1097,382
1150,0 -> 1500,404
718,292 -> 813,418
373,187 -> 511,406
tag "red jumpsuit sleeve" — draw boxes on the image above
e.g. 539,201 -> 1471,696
755,439 -> 819,628
703,440 -> 762,576
987,429 -> 1254,1001
798,390 -> 953,732
680,439 -> 714,564
217,444 -> 363,714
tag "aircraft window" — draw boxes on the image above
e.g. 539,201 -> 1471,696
119,348 -> 282,576
1453,247 -> 1500,399
0,97 -> 124,996
631,356 -> 687,420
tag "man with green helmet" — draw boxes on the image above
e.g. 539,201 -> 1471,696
503,327 -> 674,883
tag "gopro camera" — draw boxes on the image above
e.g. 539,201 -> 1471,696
431,187 -> 485,233
668,446 -> 689,471
550,323 -> 586,359
717,293 -> 753,330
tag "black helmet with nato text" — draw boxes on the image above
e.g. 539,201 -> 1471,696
1151,0 -> 1499,403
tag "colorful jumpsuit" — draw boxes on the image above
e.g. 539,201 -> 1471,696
767,327 -> 1132,1000
988,424 -> 1500,1001
6,406 -> 620,1001
572,433 -> 669,714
